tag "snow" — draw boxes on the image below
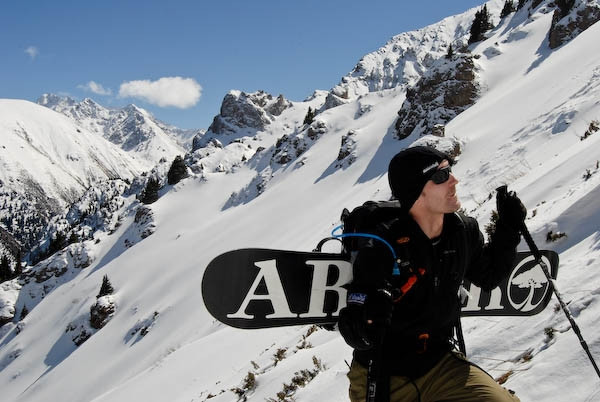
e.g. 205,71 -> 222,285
1,1 -> 600,401
0,100 -> 143,205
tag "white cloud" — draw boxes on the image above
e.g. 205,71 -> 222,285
78,81 -> 112,96
118,76 -> 202,108
25,46 -> 39,60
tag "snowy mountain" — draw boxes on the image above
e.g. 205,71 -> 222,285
37,94 -> 198,168
2,0 -> 600,401
0,99 -> 146,253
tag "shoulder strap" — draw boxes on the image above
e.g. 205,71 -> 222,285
453,211 -> 469,356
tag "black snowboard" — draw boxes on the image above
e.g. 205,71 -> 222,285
202,248 -> 559,329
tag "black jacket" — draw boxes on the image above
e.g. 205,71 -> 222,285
350,212 -> 520,378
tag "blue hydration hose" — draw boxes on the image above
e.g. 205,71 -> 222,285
331,225 -> 400,276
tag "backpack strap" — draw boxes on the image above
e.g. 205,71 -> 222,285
452,211 -> 469,356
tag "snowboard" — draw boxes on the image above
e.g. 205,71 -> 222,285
202,248 -> 559,329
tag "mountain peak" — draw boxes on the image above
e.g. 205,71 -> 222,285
38,95 -> 188,166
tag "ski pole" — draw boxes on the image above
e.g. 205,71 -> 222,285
520,222 -> 600,380
366,287 -> 393,402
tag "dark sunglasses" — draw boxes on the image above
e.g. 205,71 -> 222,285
429,166 -> 452,184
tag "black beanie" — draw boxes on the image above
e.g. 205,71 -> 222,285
388,146 -> 452,212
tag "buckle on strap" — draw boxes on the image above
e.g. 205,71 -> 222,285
417,333 -> 430,354
392,268 -> 426,303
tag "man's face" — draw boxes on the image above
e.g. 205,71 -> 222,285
418,159 -> 461,214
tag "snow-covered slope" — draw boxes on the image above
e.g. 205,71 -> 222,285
1,1 -> 600,401
0,100 -> 143,199
0,99 -> 146,250
326,0 -> 504,103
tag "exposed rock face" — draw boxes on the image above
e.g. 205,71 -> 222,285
320,90 -> 350,112
265,95 -> 292,116
410,135 -> 462,160
395,55 -> 478,139
335,130 -> 358,169
89,295 -> 116,330
206,91 -> 289,136
549,1 -> 600,49
270,120 -> 328,166
193,91 -> 291,152
532,0 -> 544,9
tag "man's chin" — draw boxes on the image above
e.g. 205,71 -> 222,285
449,199 -> 461,212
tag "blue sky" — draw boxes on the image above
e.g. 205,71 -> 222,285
1,0 -> 487,130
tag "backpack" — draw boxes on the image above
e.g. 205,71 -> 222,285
338,200 -> 403,261
314,200 -> 404,256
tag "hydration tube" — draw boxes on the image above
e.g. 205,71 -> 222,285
331,225 -> 401,276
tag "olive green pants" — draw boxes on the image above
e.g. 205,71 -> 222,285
347,352 -> 520,402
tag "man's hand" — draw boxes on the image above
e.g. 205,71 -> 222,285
338,289 -> 394,350
496,185 -> 527,230
338,293 -> 373,350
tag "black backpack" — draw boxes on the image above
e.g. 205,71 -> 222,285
312,200 -> 406,279
338,200 -> 402,259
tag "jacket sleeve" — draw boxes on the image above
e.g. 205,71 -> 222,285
464,216 -> 521,291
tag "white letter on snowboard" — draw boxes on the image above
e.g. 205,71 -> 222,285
227,259 -> 296,319
299,260 -> 352,318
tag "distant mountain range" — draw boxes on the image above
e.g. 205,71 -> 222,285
0,96 -> 200,256
37,94 -> 199,163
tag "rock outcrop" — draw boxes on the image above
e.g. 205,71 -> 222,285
395,54 -> 478,139
549,1 -> 600,49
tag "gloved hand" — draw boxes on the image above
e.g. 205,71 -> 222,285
338,293 -> 373,350
496,185 -> 527,230
338,290 -> 394,350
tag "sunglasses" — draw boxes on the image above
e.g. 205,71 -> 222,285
429,166 -> 452,184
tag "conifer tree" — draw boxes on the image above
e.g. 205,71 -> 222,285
167,155 -> 188,185
445,44 -> 454,59
303,107 -> 315,126
468,5 -> 494,44
517,0 -> 527,10
14,249 -> 22,276
97,275 -> 114,298
68,232 -> 80,245
0,255 -> 12,282
141,177 -> 160,204
501,0 -> 515,18
48,231 -> 67,255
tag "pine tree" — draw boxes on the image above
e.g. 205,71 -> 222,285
68,232 -> 80,245
141,177 -> 160,204
445,44 -> 454,59
303,107 -> 315,126
48,231 -> 67,255
0,255 -> 12,282
14,249 -> 22,276
97,275 -> 114,298
517,0 -> 527,10
501,0 -> 515,18
469,5 -> 494,44
167,155 -> 188,185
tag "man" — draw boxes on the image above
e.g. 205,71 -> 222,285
338,146 -> 525,402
